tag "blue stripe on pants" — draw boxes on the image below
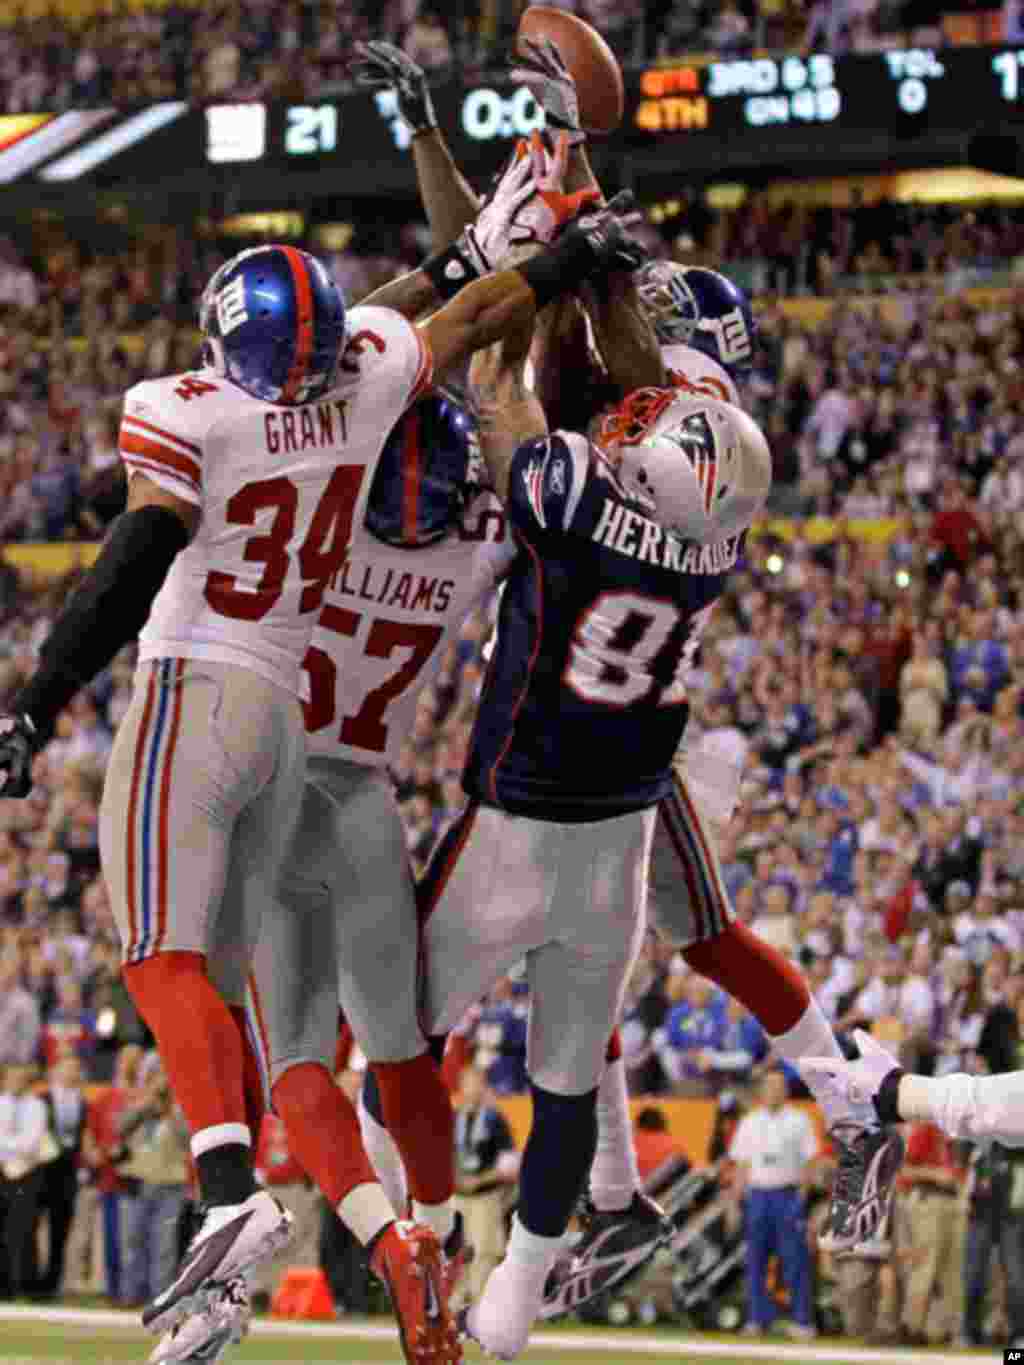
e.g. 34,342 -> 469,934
743,1186 -> 812,1328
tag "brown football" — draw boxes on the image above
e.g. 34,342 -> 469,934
517,6 -> 625,136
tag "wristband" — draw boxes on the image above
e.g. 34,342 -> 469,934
515,228 -> 596,311
873,1067 -> 905,1126
422,240 -> 482,302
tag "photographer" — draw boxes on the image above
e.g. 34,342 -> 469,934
115,1060 -> 189,1307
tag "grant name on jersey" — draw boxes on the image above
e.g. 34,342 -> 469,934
264,400 -> 349,453
592,497 -> 741,575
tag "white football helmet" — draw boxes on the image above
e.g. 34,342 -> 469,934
593,388 -> 771,545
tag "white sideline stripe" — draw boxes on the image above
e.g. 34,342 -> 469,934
0,1305 -> 995,1362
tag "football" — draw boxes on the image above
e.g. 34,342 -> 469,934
516,5 -> 626,136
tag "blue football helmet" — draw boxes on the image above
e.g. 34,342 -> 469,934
199,245 -> 346,405
365,389 -> 483,548
637,263 -> 755,377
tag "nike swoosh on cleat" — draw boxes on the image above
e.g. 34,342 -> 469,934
143,1212 -> 254,1326
424,1269 -> 441,1322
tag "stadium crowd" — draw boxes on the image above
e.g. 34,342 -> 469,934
0,0 -> 988,115
1,203 -> 1024,1338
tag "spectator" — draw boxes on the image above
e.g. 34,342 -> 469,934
116,1060 -> 190,1308
40,979 -> 96,1072
962,1138 -> 1024,1347
473,976 -> 528,1095
730,1069 -> 819,1340
658,974 -> 727,1097
632,1105 -> 691,1184
452,1063 -> 519,1310
895,1120 -> 962,1345
80,1043 -> 143,1304
37,1052 -> 87,1299
0,1062 -> 53,1299
0,953 -> 41,1066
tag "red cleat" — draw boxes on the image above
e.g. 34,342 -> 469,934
371,1221 -> 461,1365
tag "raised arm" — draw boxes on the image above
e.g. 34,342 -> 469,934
468,306 -> 546,502
511,40 -> 665,397
350,41 -> 480,250
0,474 -> 195,796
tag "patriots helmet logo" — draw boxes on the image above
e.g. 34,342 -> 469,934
664,410 -> 719,515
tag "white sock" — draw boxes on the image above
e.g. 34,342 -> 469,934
589,1057 -> 641,1212
411,1198 -> 455,1246
770,998 -> 876,1129
357,1090 -> 408,1216
189,1123 -> 252,1159
504,1213 -> 569,1278
336,1182 -> 396,1249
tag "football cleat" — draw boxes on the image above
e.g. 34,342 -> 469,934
370,1220 -> 461,1365
148,1278 -> 251,1363
819,1124 -> 905,1254
538,1192 -> 673,1320
142,1191 -> 293,1335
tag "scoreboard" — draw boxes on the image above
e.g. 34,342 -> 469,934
632,46 -> 1024,138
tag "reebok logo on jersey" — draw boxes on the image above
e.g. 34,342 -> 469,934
216,276 -> 249,337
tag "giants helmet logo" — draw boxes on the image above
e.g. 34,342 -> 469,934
696,307 -> 751,366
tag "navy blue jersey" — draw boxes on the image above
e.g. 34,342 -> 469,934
463,432 -> 742,822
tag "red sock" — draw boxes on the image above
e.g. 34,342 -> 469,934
372,1053 -> 454,1205
684,920 -> 811,1035
124,951 -> 246,1134
334,1013 -> 354,1074
228,1005 -> 266,1142
605,1027 -> 623,1064
270,1062 -> 376,1207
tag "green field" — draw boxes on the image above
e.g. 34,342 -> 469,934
0,1307 -> 997,1365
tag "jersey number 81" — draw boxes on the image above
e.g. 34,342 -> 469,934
563,592 -> 714,708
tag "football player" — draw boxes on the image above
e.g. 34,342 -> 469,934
0,195 -> 642,1365
354,40 -> 904,1305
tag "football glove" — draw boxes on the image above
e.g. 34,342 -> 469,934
349,40 -> 436,136
800,1029 -> 905,1124
565,191 -> 650,275
462,131 -> 600,272
510,37 -> 585,145
0,713 -> 39,799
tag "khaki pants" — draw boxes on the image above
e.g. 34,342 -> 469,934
899,1188 -> 963,1342
61,1182 -> 105,1294
454,1187 -> 511,1309
247,1181 -> 322,1297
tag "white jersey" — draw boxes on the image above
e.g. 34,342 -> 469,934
660,343 -> 745,819
304,491 -> 512,767
902,1070 -> 1024,1148
661,342 -> 740,408
119,305 -> 432,699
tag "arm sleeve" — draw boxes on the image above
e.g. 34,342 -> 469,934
901,1071 -> 1024,1147
505,431 -> 592,540
119,390 -> 203,506
729,1117 -> 753,1162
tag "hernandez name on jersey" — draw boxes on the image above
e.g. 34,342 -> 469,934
303,484 -> 512,768
464,432 -> 741,823
117,306 -> 431,699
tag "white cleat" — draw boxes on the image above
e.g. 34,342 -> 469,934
461,1260 -> 545,1361
148,1278 -> 251,1363
142,1191 -> 293,1336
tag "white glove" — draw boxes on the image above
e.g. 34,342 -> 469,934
462,131 -> 600,272
511,37 -> 585,145
801,1029 -> 903,1113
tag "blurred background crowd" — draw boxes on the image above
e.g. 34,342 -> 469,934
0,0 -> 996,114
